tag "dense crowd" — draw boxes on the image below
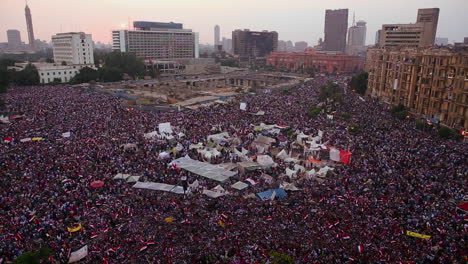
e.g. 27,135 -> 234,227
0,75 -> 466,263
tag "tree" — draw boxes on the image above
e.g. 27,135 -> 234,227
270,252 -> 295,264
319,81 -> 343,104
305,67 -> 315,77
103,51 -> 145,78
70,67 -> 99,84
13,63 -> 40,86
350,71 -> 369,95
14,248 -> 53,264
99,67 -> 123,82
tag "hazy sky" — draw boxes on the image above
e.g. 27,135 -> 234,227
1,0 -> 467,46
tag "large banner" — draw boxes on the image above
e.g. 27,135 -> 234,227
69,245 -> 88,263
406,231 -> 431,240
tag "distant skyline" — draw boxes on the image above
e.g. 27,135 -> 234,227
1,0 -> 467,46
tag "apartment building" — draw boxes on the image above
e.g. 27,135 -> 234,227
366,47 -> 468,130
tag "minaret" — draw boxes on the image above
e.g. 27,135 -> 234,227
25,1 -> 35,50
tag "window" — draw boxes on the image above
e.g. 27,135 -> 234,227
47,72 -> 49,75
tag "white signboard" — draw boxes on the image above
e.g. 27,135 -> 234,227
240,103 -> 247,111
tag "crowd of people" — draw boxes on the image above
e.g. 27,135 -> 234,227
0,75 -> 466,263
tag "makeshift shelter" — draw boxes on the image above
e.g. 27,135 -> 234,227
252,135 -> 276,153
121,143 -> 138,151
257,155 -> 275,167
144,131 -> 160,139
133,182 -> 188,194
158,123 -> 173,135
257,188 -> 287,200
126,176 -> 141,183
207,132 -> 230,143
113,173 -> 131,180
231,181 -> 249,190
237,161 -> 262,176
170,156 -> 237,182
280,182 -> 301,191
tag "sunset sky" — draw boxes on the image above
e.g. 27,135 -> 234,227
1,0 -> 467,46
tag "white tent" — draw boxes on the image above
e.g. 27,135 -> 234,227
158,123 -> 173,135
113,173 -> 131,180
257,155 -> 275,167
170,156 -> 237,182
126,176 -> 141,183
207,132 -> 230,143
276,149 -> 290,160
133,182 -> 189,194
231,181 -> 249,190
281,182 -> 301,191
158,152 -> 171,159
144,131 -> 160,139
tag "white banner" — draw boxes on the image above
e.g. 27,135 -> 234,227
68,245 -> 88,263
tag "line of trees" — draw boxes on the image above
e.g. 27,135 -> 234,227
350,71 -> 369,95
71,51 -> 146,84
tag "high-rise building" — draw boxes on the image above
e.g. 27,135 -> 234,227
294,41 -> 308,52
378,8 -> 439,48
52,32 -> 94,66
366,47 -> 468,130
232,29 -> 278,61
435,37 -> 449,46
214,25 -> 220,46
464,37 -> 468,44
278,40 -> 287,52
323,9 -> 348,53
222,37 -> 232,53
375,30 -> 381,45
112,21 -> 199,62
25,4 -> 35,50
347,20 -> 367,56
7,30 -> 22,49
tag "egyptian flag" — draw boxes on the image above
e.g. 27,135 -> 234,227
171,164 -> 179,171
4,137 -> 13,143
140,245 -> 148,252
358,245 -> 364,254
342,234 -> 351,240
245,178 -> 258,185
28,215 -> 36,222
90,234 -> 99,239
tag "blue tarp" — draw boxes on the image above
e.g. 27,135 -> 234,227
256,188 -> 287,200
